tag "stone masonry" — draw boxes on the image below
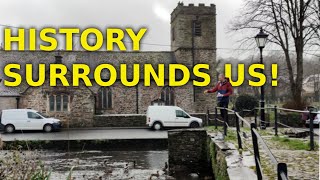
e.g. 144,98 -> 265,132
168,128 -> 210,175
0,3 -> 217,127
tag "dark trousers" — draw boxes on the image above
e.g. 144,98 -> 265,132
218,101 -> 229,124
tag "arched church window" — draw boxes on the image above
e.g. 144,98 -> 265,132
161,86 -> 175,106
48,94 -> 69,112
98,87 -> 112,109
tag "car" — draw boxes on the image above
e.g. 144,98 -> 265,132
0,109 -> 62,133
305,111 -> 320,128
146,106 -> 203,130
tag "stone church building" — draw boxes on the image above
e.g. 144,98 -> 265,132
0,3 -> 217,127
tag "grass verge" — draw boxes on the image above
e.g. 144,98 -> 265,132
271,136 -> 319,150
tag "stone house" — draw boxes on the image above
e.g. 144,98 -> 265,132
0,79 -> 20,112
0,3 -> 217,127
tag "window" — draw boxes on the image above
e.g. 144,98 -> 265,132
176,110 -> 189,118
27,112 -> 42,119
49,95 -> 55,111
193,21 -> 201,36
48,94 -> 70,112
161,86 -> 175,106
63,95 -> 68,111
56,95 -> 61,112
98,87 -> 112,109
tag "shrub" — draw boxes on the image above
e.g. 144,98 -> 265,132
278,112 -> 304,127
282,99 -> 309,110
235,94 -> 259,113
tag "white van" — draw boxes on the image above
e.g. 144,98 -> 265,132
0,109 -> 62,133
146,106 -> 202,130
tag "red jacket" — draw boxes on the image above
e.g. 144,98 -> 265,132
208,79 -> 233,102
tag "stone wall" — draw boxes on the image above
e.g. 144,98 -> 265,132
170,2 -> 217,114
92,113 -> 242,128
0,97 -> 18,112
0,3 -> 218,125
95,81 -> 196,115
20,71 -> 95,128
208,134 -> 257,180
168,129 -> 210,176
171,3 -> 216,51
167,129 -> 256,180
96,81 -> 137,114
93,114 -> 147,127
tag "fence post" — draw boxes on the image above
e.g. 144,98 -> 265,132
254,109 -> 258,126
251,123 -> 262,180
274,106 -> 278,136
235,111 -> 242,149
214,107 -> 218,129
309,109 -> 315,150
224,107 -> 227,136
241,110 -> 244,127
206,109 -> 209,126
277,163 -> 288,180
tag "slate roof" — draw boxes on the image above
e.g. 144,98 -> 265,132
0,50 -> 180,93
0,80 -> 20,97
0,50 -> 176,78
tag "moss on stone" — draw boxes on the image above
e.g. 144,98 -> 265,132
209,141 -> 230,180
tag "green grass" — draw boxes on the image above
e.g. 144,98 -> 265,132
271,136 -> 319,150
205,126 -> 227,134
206,126 -> 237,143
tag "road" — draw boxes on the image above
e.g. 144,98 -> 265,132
0,127 -> 318,142
0,128 -> 168,142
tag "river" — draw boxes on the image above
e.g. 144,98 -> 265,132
0,149 -> 205,179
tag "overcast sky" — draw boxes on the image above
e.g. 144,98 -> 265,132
0,0 -> 248,58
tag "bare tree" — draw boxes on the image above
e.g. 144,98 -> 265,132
230,0 -> 320,108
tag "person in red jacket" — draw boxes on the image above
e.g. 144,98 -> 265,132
204,74 -> 233,122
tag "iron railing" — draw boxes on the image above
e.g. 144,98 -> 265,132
207,105 -> 320,179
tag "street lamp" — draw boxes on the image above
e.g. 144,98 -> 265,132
255,28 -> 268,129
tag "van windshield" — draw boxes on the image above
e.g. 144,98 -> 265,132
37,112 -> 49,118
176,110 -> 190,118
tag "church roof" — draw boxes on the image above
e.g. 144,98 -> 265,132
0,50 -> 178,92
0,51 -> 176,76
0,80 -> 20,97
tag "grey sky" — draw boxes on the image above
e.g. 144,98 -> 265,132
0,0 -> 245,58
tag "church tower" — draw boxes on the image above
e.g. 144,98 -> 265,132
171,2 -> 217,112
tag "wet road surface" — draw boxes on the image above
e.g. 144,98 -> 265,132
0,128 -> 168,142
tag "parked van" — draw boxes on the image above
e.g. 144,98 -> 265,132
0,109 -> 62,133
146,106 -> 202,130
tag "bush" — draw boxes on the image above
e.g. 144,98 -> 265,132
235,94 -> 259,113
283,99 -> 309,110
278,112 -> 304,127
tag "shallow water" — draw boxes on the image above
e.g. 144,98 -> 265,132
39,150 -> 172,179
0,149 -> 209,179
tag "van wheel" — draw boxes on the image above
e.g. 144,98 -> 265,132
190,122 -> 200,128
5,124 -> 15,133
152,122 -> 163,130
43,124 -> 53,133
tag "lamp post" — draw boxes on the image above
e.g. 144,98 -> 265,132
255,28 -> 268,129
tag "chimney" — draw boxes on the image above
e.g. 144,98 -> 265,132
55,55 -> 63,64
